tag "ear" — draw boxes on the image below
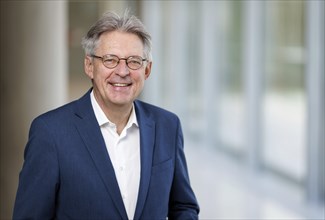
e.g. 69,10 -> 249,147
84,56 -> 94,79
144,61 -> 152,80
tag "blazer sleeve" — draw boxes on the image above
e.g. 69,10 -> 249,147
168,118 -> 200,219
13,117 -> 59,220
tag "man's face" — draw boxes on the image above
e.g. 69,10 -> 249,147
84,31 -> 152,109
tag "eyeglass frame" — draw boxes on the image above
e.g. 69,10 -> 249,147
90,54 -> 148,70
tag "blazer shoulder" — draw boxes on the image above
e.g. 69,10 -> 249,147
34,100 -> 77,123
134,100 -> 180,123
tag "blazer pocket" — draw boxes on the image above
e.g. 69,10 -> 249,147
151,158 -> 173,175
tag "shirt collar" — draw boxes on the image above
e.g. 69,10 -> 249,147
90,90 -> 138,128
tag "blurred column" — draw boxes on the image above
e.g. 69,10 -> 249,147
140,1 -> 163,107
163,1 -> 189,123
242,1 -> 264,170
306,0 -> 325,205
0,1 -> 67,219
200,1 -> 221,145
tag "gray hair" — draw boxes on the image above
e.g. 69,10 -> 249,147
81,11 -> 152,61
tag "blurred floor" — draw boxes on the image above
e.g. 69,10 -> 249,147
185,140 -> 325,220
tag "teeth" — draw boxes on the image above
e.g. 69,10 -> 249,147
112,83 -> 129,87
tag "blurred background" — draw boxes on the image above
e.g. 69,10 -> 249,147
1,1 -> 324,219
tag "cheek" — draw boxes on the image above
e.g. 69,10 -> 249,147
93,69 -> 112,84
136,71 -> 148,81
134,75 -> 146,88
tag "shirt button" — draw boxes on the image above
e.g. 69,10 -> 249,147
119,166 -> 124,171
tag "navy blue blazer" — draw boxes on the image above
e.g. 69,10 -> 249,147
13,89 -> 199,220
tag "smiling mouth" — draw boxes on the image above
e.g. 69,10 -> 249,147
111,83 -> 131,87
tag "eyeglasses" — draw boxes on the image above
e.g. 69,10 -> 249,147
90,54 -> 147,70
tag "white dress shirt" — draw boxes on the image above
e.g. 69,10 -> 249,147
90,91 -> 140,220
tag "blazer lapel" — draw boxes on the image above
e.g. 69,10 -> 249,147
133,101 -> 156,220
72,90 -> 128,219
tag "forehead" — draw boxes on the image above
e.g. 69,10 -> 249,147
96,31 -> 144,55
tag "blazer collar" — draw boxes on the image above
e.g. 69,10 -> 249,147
133,100 -> 156,220
73,89 -> 128,219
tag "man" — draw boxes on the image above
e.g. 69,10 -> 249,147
13,11 -> 199,220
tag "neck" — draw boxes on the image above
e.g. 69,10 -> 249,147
106,104 -> 133,135
93,93 -> 133,135
109,104 -> 133,134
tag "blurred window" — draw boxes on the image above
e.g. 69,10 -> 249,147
217,1 -> 245,156
262,1 -> 306,182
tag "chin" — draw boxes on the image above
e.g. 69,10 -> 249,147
110,98 -> 134,106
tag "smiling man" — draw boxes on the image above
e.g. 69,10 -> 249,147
84,30 -> 151,135
13,11 -> 199,220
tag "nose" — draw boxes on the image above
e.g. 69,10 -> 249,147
115,59 -> 130,77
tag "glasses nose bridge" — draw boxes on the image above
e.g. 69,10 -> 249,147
116,57 -> 129,68
115,57 -> 130,74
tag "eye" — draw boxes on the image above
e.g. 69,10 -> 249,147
129,60 -> 141,65
103,55 -> 119,67
128,57 -> 142,65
